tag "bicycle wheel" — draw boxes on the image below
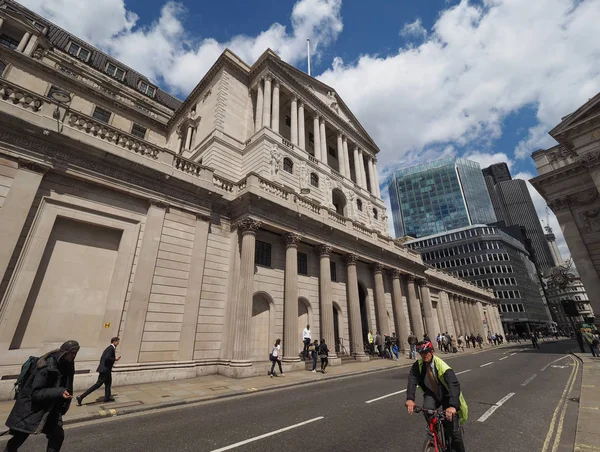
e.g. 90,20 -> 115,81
422,437 -> 436,452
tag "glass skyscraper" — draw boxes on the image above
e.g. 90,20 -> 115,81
388,157 -> 496,238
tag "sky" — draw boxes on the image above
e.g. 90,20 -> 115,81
20,0 -> 600,260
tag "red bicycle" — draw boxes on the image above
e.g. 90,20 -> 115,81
413,406 -> 453,452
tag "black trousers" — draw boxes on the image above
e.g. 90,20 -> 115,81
4,424 -> 64,452
80,372 -> 112,401
269,357 -> 283,375
423,394 -> 465,452
302,339 -> 311,359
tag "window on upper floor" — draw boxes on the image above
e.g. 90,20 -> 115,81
0,60 -> 6,77
373,208 -> 378,220
298,253 -> 308,275
92,106 -> 111,124
255,240 -> 272,267
330,261 -> 337,282
68,42 -> 90,62
131,123 -> 147,139
328,146 -> 337,158
310,173 -> 319,187
308,132 -> 314,144
357,199 -> 363,211
283,157 -> 293,174
285,116 -> 291,127
138,80 -> 156,98
105,62 -> 126,81
0,34 -> 19,50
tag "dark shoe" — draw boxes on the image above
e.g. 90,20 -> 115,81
76,396 -> 83,406
103,397 -> 116,402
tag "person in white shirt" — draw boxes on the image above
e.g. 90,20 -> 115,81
269,338 -> 284,377
302,325 -> 311,360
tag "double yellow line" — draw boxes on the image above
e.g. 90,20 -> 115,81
541,355 -> 579,452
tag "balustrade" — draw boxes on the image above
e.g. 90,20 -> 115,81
0,79 -> 44,111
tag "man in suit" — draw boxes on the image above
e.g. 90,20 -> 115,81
76,337 -> 120,405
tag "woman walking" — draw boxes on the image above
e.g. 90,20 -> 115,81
269,338 -> 284,377
319,339 -> 329,373
310,340 -> 319,372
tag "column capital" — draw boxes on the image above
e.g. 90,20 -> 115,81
149,199 -> 170,209
272,78 -> 280,88
237,218 -> 261,235
388,268 -> 403,279
342,135 -> 348,143
370,262 -> 384,273
407,274 -> 417,283
548,196 -> 570,213
298,99 -> 304,108
291,93 -> 298,102
417,277 -> 428,286
316,244 -> 333,257
264,73 -> 273,83
283,232 -> 302,247
344,253 -> 358,265
18,159 -> 49,174
195,212 -> 212,222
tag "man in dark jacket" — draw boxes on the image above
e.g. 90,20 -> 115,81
76,337 -> 120,405
406,341 -> 467,452
4,340 -> 80,452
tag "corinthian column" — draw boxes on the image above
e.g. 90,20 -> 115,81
313,115 -> 321,161
343,136 -> 351,179
337,133 -> 345,177
318,245 -> 337,361
283,233 -> 301,363
436,296 -> 448,334
367,157 -> 376,195
373,160 -> 381,198
272,79 -> 280,134
231,218 -> 261,367
298,101 -> 305,150
345,254 -> 368,360
371,263 -> 389,335
419,279 -> 438,338
263,75 -> 272,129
458,297 -> 469,335
290,95 -> 298,145
406,275 -> 424,339
390,269 -> 409,352
353,145 -> 361,186
320,118 -> 327,163
449,294 -> 461,337
463,299 -> 476,335
255,80 -> 263,132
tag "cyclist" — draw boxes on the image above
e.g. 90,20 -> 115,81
405,340 -> 468,452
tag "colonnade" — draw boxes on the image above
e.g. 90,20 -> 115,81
253,74 -> 381,198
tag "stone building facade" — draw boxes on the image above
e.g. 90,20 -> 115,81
0,1 -> 496,397
531,91 -> 600,323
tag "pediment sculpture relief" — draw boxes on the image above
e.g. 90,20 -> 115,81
270,145 -> 282,180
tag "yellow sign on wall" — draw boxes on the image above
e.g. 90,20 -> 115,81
104,322 -> 111,328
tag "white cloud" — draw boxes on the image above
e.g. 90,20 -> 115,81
400,19 -> 427,39
21,0 -> 342,95
463,151 -> 513,170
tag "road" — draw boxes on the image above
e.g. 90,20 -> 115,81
3,340 -> 581,452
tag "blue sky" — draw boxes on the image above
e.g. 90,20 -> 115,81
21,0 -> 600,256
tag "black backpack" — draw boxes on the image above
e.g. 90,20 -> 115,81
13,356 -> 38,400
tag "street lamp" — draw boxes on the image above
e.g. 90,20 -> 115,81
49,88 -> 71,119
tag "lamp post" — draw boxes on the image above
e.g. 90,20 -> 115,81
49,88 -> 72,132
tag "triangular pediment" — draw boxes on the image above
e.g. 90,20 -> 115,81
551,92 -> 600,137
0,5 -> 44,35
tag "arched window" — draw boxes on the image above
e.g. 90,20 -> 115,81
310,172 -> 319,187
283,157 -> 293,174
357,199 -> 363,211
373,208 -> 378,219
0,60 -> 6,77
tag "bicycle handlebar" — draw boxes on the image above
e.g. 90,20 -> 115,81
413,406 -> 446,419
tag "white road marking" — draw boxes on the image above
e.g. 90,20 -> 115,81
499,356 -> 509,361
510,353 -> 516,356
541,355 -> 570,372
480,362 -> 494,367
455,369 -> 471,376
477,393 -> 516,422
365,389 -> 407,404
209,417 -> 324,452
521,374 -> 537,386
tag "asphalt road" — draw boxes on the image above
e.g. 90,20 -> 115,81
2,340 -> 582,452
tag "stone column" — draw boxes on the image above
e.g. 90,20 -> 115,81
185,125 -> 194,150
418,279 -> 438,338
320,118 -> 327,163
457,296 -> 469,335
120,201 -> 168,363
449,294 -> 461,337
175,130 -> 183,154
16,32 -> 30,52
442,292 -> 456,337
313,115 -> 321,161
298,102 -> 305,150
367,157 -> 376,195
178,214 -> 210,361
464,300 -> 477,336
337,133 -> 345,177
0,161 -> 45,285
371,263 -> 389,335
255,80 -> 263,132
345,254 -> 368,361
353,146 -> 361,187
390,269 -> 409,352
406,275 -> 424,339
373,161 -> 381,198
272,79 -> 280,134
290,95 -> 298,145
318,245 -> 338,362
283,233 -> 301,364
262,76 -> 272,129
436,298 -> 448,334
497,307 -> 505,335
343,136 -> 351,179
474,301 -> 485,338
0,18 -> 4,33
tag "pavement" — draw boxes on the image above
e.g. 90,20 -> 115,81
573,352 -> 600,452
0,339 -> 581,452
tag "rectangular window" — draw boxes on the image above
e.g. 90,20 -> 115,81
308,132 -> 314,144
330,261 -> 337,282
131,123 -> 147,139
255,241 -> 272,267
285,116 -> 291,127
0,34 -> 19,50
138,81 -> 156,97
92,106 -> 111,124
68,42 -> 90,62
328,146 -> 337,158
105,62 -> 126,80
298,252 -> 308,275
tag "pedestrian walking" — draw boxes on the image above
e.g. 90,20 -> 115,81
530,332 -> 540,350
368,330 -> 375,355
268,339 -> 284,377
76,337 -> 120,406
391,332 -> 399,360
302,324 -> 311,361
319,339 -> 329,373
4,340 -> 80,452
408,331 -> 417,359
457,334 -> 464,352
375,331 -> 383,358
309,339 -> 319,372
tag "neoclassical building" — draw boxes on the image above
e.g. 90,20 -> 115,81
0,0 -> 498,396
531,92 -> 600,324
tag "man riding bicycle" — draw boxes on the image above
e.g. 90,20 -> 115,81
405,340 -> 468,452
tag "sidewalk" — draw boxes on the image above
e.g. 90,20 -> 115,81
573,353 -> 600,452
0,342 -> 513,427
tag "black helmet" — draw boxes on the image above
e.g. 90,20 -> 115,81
416,340 -> 434,354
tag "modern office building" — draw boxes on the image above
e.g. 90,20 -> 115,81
388,158 -> 496,238
483,163 -> 555,274
406,224 -> 552,334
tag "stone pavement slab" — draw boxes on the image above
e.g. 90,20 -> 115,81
573,353 -> 600,452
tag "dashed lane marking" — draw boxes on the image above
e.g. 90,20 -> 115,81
510,353 -> 516,356
477,392 -> 515,422
521,374 -> 537,386
480,362 -> 494,367
499,356 -> 509,361
455,369 -> 471,376
365,389 -> 407,404
209,416 -> 324,451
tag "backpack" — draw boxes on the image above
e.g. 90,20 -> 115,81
13,356 -> 38,400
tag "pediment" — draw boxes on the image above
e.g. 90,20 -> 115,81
551,92 -> 600,137
0,6 -> 44,34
